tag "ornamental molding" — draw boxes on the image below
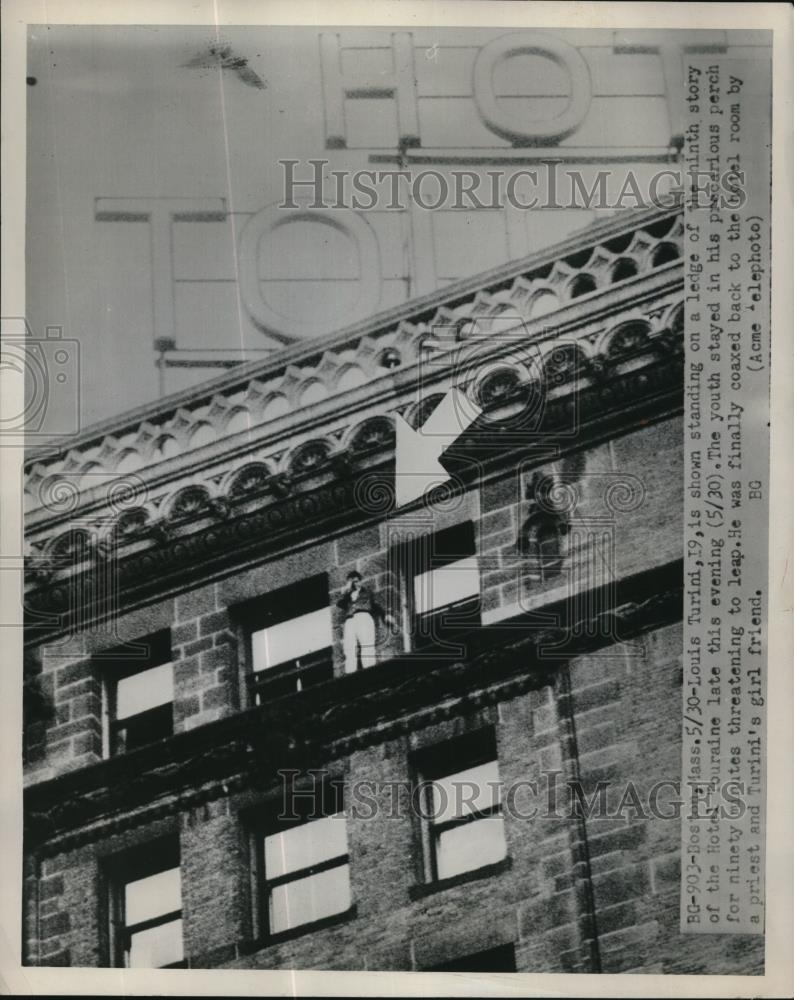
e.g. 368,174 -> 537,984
24,280 -> 683,553
25,205 -> 683,525
23,325 -> 684,633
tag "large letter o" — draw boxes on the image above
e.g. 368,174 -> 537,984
473,33 -> 592,145
238,202 -> 382,343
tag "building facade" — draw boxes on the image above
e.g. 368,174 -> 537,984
21,201 -> 764,974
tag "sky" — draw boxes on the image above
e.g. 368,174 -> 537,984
27,24 -> 344,430
25,23 -> 683,434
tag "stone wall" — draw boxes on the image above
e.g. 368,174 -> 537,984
23,414 -> 763,973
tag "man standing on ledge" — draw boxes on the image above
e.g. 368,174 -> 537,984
337,570 -> 395,674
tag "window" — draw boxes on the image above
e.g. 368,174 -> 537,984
416,729 -> 507,884
430,943 -> 517,972
517,512 -> 568,582
256,783 -> 352,937
99,632 -> 173,755
243,575 -> 333,703
408,522 -> 480,650
518,473 -> 569,583
110,839 -> 184,969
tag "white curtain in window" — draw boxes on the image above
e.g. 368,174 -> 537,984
269,866 -> 351,932
265,814 -> 350,932
413,556 -> 480,615
116,662 -> 173,719
430,760 -> 501,824
436,817 -> 507,880
125,866 -> 183,968
265,814 -> 348,878
251,606 -> 332,672
125,866 -> 181,925
128,918 -> 183,968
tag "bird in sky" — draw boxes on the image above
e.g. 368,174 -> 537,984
182,43 -> 267,90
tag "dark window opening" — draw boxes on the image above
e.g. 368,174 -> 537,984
651,242 -> 680,267
238,574 -> 333,704
518,473 -> 570,583
414,728 -> 507,884
568,272 -> 597,298
108,838 -> 184,969
97,631 -> 173,756
405,522 -> 481,652
564,247 -> 594,269
645,215 -> 677,239
254,780 -> 352,938
431,942 -> 517,972
603,231 -> 634,254
611,257 -> 638,283
518,514 -> 569,582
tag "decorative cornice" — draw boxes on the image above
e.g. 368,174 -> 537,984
26,199 -> 683,463
24,559 -> 684,855
24,205 -> 684,525
25,298 -> 683,553
24,339 -> 684,642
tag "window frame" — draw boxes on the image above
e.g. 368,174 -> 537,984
97,631 -> 174,757
402,521 -> 481,653
252,778 -> 355,942
237,573 -> 334,706
107,837 -> 185,970
413,728 -> 507,887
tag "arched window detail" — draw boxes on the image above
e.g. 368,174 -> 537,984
299,381 -> 328,408
476,367 -> 521,409
349,417 -> 395,454
409,394 -> 446,429
168,485 -> 211,522
568,273 -> 597,299
188,423 -> 215,448
517,512 -> 569,582
604,320 -> 651,360
528,289 -> 560,319
651,242 -> 680,267
112,507 -> 150,541
611,258 -> 638,284
263,395 -> 289,422
225,408 -> 252,436
228,463 -> 271,498
289,439 -> 331,475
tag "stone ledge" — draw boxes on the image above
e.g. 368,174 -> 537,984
409,857 -> 513,901
24,560 -> 683,854
238,904 -> 358,954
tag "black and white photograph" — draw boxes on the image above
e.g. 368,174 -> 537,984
1,1 -> 792,995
